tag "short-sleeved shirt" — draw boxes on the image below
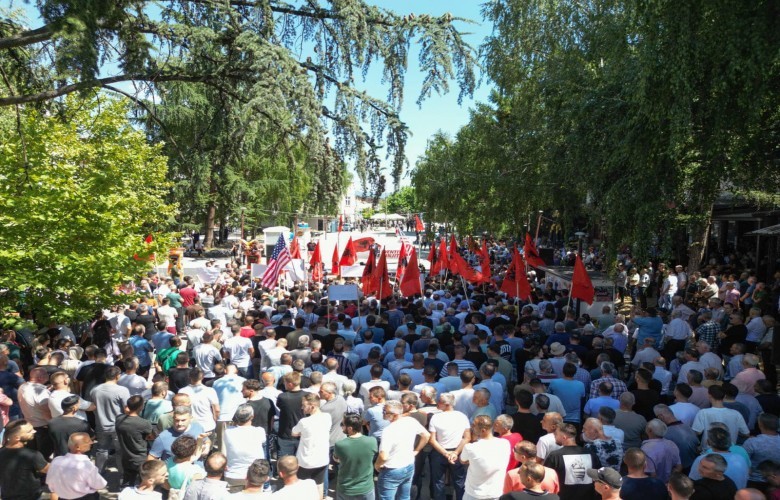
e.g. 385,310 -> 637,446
291,411 -> 331,469
48,415 -> 93,456
178,384 -> 219,432
379,416 -> 427,469
116,414 -> 154,469
363,402 -> 390,440
129,335 -> 153,366
641,438 -> 681,483
619,476 -> 668,500
547,378 -> 586,423
544,445 -> 601,500
692,407 -> 749,447
461,438 -> 511,499
0,447 -> 48,500
91,382 -> 130,432
149,422 -> 204,461
334,435 -> 378,495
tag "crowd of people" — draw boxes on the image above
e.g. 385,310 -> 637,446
1,238 -> 780,500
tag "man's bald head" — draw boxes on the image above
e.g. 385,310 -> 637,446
171,393 -> 191,407
68,432 -> 93,454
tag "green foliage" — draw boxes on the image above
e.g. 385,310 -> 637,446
414,0 -> 780,268
384,186 -> 418,215
0,1 -> 478,197
0,94 -> 176,322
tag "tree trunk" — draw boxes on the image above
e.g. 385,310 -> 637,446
202,180 -> 218,248
687,202 -> 714,273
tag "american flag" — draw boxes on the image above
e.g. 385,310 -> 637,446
261,234 -> 292,289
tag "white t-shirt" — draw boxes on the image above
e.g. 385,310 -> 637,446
359,380 -> 391,407
692,407 -> 749,446
179,384 -> 219,432
157,305 -> 178,328
118,374 -> 149,396
224,425 -> 267,479
223,336 -> 253,368
118,487 -> 163,499
537,432 -> 562,460
664,274 -> 678,295
461,437 -> 511,498
428,410 -> 470,449
48,389 -> 90,420
291,411 -> 332,469
379,416 -> 428,469
193,344 -> 222,378
270,479 -> 318,499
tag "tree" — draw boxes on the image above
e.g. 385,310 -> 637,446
384,186 -> 418,215
0,1 -> 478,197
0,94 -> 175,322
415,0 -> 780,268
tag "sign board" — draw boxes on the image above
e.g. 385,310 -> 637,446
195,267 -> 221,284
283,259 -> 306,282
251,264 -> 267,279
340,265 -> 365,278
328,284 -> 360,301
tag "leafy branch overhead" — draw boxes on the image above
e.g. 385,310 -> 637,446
0,0 -> 478,192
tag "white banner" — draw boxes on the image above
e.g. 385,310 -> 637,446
283,259 -> 306,282
340,265 -> 365,278
251,264 -> 267,279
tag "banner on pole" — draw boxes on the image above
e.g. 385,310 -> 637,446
328,284 -> 360,301
251,264 -> 267,279
340,265 -> 365,278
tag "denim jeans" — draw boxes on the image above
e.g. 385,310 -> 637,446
337,490 -> 376,500
430,450 -> 466,500
277,437 -> 299,458
95,430 -> 123,476
378,463 -> 414,500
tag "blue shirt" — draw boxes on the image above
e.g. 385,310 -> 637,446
363,403 -> 389,439
634,316 -> 664,348
150,421 -> 204,461
354,365 -> 395,387
212,374 -> 247,422
353,343 -> 383,361
151,331 -> 174,351
129,335 -> 153,367
548,378 -> 586,423
583,395 -> 620,417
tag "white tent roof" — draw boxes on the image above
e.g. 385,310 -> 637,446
370,213 -> 405,221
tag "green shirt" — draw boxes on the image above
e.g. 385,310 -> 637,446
334,434 -> 378,495
166,292 -> 183,309
158,347 -> 181,373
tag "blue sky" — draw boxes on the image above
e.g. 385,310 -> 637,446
9,0 -> 494,187
360,1 -> 494,186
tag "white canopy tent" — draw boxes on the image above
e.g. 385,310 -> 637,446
370,213 -> 405,221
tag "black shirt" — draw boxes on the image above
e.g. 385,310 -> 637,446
247,398 -> 277,434
76,362 -> 108,402
631,388 -> 661,421
115,414 -> 153,469
465,350 -> 488,368
757,393 -> 780,416
544,445 -> 601,500
511,412 -> 544,444
168,367 -> 192,393
48,415 -> 93,457
0,447 -> 48,500
620,476 -> 669,500
691,477 -> 737,500
134,314 -> 157,336
277,390 -> 305,439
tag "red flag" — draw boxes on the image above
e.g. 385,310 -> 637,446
480,240 -> 491,283
373,249 -> 392,299
311,241 -> 323,282
400,248 -> 423,297
340,237 -> 357,266
289,236 -> 301,259
427,244 -> 439,275
145,234 -> 154,244
452,251 -> 484,283
331,245 -> 340,276
501,247 -> 531,299
571,254 -> 595,305
396,240 -> 408,283
361,251 -> 376,295
524,233 -> 546,268
415,214 -> 425,232
448,235 -> 459,273
338,215 -> 343,233
432,238 -> 448,274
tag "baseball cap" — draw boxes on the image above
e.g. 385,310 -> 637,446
586,467 -> 622,489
